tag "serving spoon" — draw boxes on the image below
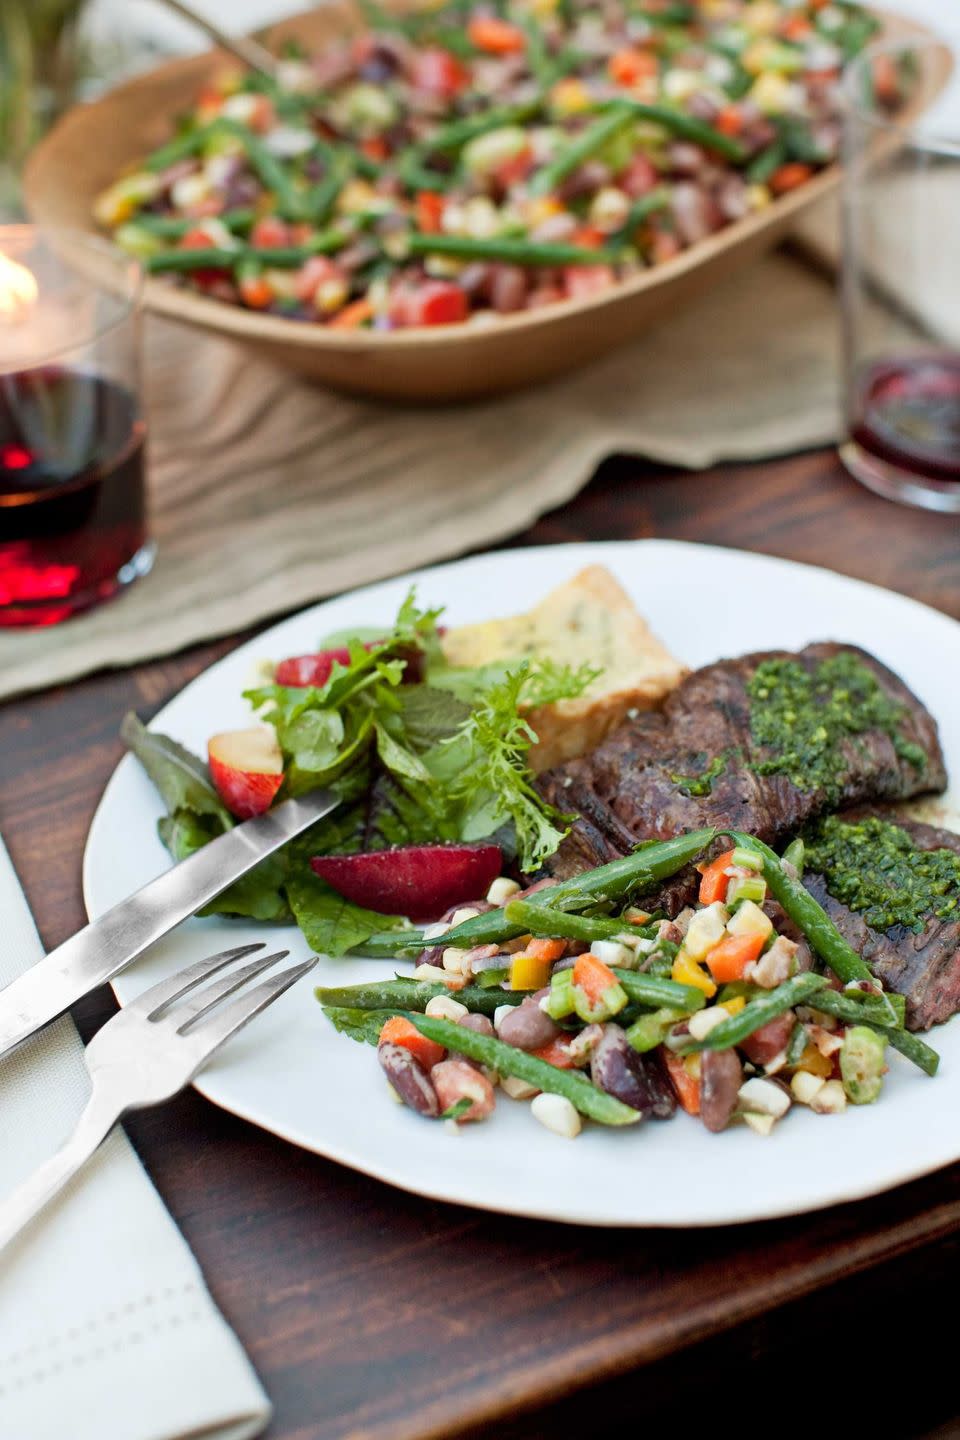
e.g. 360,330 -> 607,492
149,0 -> 281,82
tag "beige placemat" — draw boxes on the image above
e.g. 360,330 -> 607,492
1,245 -> 844,702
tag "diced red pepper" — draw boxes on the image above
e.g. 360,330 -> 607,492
379,1016 -> 446,1070
416,190 -> 446,234
467,16 -> 526,53
390,281 -> 469,328
705,931 -> 766,984
608,49 -> 658,87
769,162 -> 815,196
310,843 -> 503,920
529,1037 -> 576,1069
697,850 -> 738,905
251,216 -> 292,249
239,273 -> 274,309
663,1049 -> 701,1115
411,47 -> 470,98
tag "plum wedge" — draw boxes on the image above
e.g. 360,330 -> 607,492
311,843 -> 502,920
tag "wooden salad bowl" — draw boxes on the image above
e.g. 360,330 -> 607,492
24,7 -> 940,402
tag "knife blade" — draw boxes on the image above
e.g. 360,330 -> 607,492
0,788 -> 339,1061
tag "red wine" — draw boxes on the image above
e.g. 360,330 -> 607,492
0,369 -> 150,627
851,353 -> 960,487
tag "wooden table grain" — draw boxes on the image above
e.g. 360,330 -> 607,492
3,449 -> 960,1440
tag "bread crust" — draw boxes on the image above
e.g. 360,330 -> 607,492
440,565 -> 688,770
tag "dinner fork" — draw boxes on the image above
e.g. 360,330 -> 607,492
0,942 -> 316,1255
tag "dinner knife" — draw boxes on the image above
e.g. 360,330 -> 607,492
0,788 -> 339,1061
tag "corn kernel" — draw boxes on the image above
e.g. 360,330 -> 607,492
502,1074 -> 540,1100
726,900 -> 774,942
672,951 -> 718,998
450,907 -> 481,927
463,196 -> 501,239
313,275 -> 351,312
687,1005 -> 731,1041
810,1078 -> 847,1115
337,179 -> 379,215
747,183 -> 773,210
413,962 -> 458,985
749,71 -> 800,115
487,876 -> 521,905
524,195 -> 564,228
425,995 -> 468,1021
738,1076 -> 791,1118
742,1 -> 782,36
662,69 -> 702,104
442,947 -> 471,974
791,1070 -> 826,1106
684,903 -> 729,960
742,1111 -> 776,1136
531,1093 -> 582,1138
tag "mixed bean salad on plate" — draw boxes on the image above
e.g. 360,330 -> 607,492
95,0 -> 890,328
317,828 -> 939,1140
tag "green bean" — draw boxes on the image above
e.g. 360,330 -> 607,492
428,102 -> 541,154
804,989 -> 939,1077
398,152 -> 454,194
316,978 -> 524,1016
727,832 -> 874,985
611,101 -> 747,162
610,187 -> 671,245
781,836 -> 805,877
406,1014 -> 642,1124
504,899 -> 655,944
143,126 -> 209,173
133,208 -> 255,238
405,232 -> 623,266
531,102 -> 637,196
146,232 -> 347,272
686,973 -> 828,1052
307,152 -> 353,225
612,969 -> 706,1013
745,137 -> 787,185
367,828 -> 717,956
214,118 -> 308,219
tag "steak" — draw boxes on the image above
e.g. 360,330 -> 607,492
537,642 -> 945,887
803,811 -> 960,1031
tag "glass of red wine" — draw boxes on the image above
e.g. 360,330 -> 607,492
840,38 -> 960,511
0,225 -> 152,627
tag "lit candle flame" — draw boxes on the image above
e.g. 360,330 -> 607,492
0,250 -> 39,324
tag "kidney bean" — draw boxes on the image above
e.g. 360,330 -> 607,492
497,998 -> 561,1051
700,1048 -> 743,1133
490,264 -> 528,314
431,1059 -> 496,1121
590,1024 -> 676,1118
378,1042 -> 440,1117
740,1012 -> 796,1068
458,1012 -> 495,1038
668,142 -> 709,177
671,183 -> 723,246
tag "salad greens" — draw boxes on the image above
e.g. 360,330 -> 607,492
123,590 -> 596,955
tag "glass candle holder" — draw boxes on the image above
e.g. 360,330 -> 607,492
0,225 -> 153,627
840,38 -> 960,511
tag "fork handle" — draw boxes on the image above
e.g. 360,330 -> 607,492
0,1081 -> 121,1256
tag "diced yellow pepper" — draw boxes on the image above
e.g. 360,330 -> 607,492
337,179 -> 380,215
742,2 -> 782,37
723,995 -> 747,1017
749,71 -> 795,115
798,1042 -> 834,1079
672,951 -> 718,999
525,195 -> 564,228
551,78 -> 592,116
510,953 -> 554,991
742,38 -> 777,75
747,183 -> 773,210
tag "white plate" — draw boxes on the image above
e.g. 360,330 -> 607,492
84,541 -> 960,1227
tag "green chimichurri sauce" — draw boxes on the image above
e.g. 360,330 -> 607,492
747,653 -> 927,806
670,752 -> 727,797
804,814 -> 960,933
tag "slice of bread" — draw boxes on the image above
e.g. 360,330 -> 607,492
440,565 -> 688,771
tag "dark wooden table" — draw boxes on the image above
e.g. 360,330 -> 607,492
3,449 -> 960,1440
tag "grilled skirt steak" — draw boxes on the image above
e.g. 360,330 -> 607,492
802,812 -> 960,1031
538,642 -> 945,881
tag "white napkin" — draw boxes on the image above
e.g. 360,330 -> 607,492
0,837 -> 271,1440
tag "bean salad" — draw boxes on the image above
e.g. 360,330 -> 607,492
95,0 -> 890,329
